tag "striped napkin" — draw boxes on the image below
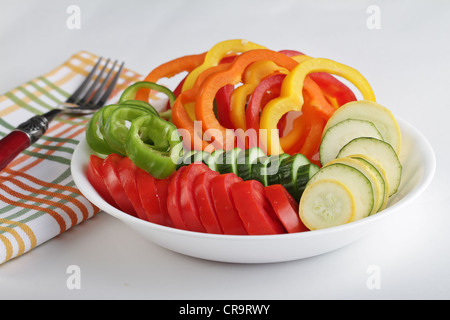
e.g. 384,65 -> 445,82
0,51 -> 142,264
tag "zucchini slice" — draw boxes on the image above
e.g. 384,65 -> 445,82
307,163 -> 374,221
319,119 -> 383,166
323,100 -> 402,155
337,137 -> 402,197
325,157 -> 384,215
299,179 -> 356,230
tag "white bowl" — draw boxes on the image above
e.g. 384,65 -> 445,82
71,118 -> 435,263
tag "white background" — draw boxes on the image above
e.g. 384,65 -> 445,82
0,0 -> 449,300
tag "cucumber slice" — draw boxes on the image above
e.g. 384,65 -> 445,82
326,157 -> 384,215
216,148 -> 243,174
251,156 -> 272,186
296,163 -> 320,199
266,153 -> 291,186
299,179 -> 356,230
236,147 -> 265,181
277,153 -> 311,201
177,150 -> 197,169
337,137 -> 402,197
319,119 -> 383,166
205,149 -> 225,171
323,100 -> 402,155
307,163 -> 374,221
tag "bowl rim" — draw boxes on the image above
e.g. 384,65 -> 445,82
71,117 -> 436,241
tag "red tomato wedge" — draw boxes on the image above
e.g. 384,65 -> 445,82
210,173 -> 247,235
154,174 -> 174,227
101,153 -> 137,216
87,154 -> 118,208
116,157 -> 147,220
166,166 -> 189,230
264,184 -> 309,233
135,168 -> 170,226
231,180 -> 286,235
193,170 -> 223,234
179,163 -> 210,233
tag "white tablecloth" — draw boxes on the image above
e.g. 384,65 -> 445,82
0,0 -> 448,300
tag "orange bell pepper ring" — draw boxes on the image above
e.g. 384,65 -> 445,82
172,63 -> 232,151
181,39 -> 267,120
135,52 -> 206,103
195,49 -> 299,151
260,57 -> 376,155
229,60 -> 288,131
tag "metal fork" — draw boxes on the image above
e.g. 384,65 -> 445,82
0,57 -> 124,171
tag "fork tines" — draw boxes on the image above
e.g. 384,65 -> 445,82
67,57 -> 124,109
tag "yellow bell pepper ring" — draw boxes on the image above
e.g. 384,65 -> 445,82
230,60 -> 288,131
260,57 -> 376,155
181,39 -> 267,121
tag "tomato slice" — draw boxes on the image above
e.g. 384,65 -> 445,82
154,174 -> 174,227
264,184 -> 309,233
166,166 -> 189,230
231,180 -> 286,235
116,157 -> 147,220
210,173 -> 247,235
179,163 -> 210,233
193,170 -> 223,234
87,155 -> 118,208
101,153 -> 137,216
135,168 -> 170,226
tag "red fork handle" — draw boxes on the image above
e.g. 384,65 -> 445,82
0,131 -> 31,171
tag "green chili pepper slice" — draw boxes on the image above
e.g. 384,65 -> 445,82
119,99 -> 159,116
85,107 -> 116,155
119,81 -> 176,107
125,114 -> 183,179
104,104 -> 157,155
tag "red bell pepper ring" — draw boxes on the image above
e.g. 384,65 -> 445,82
87,155 -> 118,209
210,173 -> 247,235
264,184 -> 309,233
231,180 -> 286,235
193,170 -> 223,234
179,163 -> 210,233
116,156 -> 148,221
101,153 -> 137,216
246,73 -> 286,135
166,166 -> 189,230
215,84 -> 235,129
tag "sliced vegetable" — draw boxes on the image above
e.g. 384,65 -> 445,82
323,100 -> 401,154
260,57 -> 375,155
87,154 -> 117,208
135,168 -> 166,224
307,162 -> 374,221
104,104 -> 157,155
265,184 -> 309,233
125,114 -> 183,179
101,153 -> 137,216
299,179 -> 356,230
116,156 -> 148,220
319,119 -> 383,166
337,137 -> 402,196
210,173 -> 247,235
194,170 -> 223,234
166,166 -> 189,230
86,109 -> 116,155
179,163 -> 210,232
231,180 -> 286,235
